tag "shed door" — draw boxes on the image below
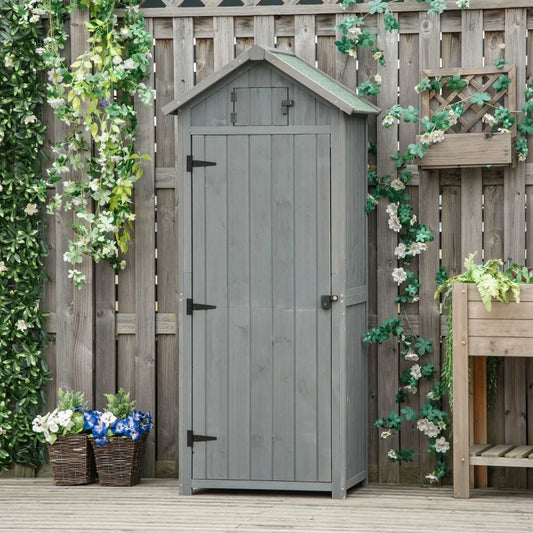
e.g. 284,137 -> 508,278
190,133 -> 332,483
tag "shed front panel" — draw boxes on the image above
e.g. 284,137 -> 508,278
190,132 -> 332,483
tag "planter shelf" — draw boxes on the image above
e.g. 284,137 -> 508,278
452,283 -> 533,498
417,65 -> 516,169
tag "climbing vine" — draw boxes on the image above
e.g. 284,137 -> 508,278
43,0 -> 153,287
336,0 -> 533,484
0,0 -> 50,470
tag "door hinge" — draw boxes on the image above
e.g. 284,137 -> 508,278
230,111 -> 237,124
186,298 -> 217,315
230,89 -> 237,102
186,155 -> 216,172
187,430 -> 217,447
281,99 -> 294,115
321,294 -> 338,310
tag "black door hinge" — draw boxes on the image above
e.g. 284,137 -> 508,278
321,294 -> 338,310
187,430 -> 217,447
186,155 -> 216,172
186,298 -> 217,315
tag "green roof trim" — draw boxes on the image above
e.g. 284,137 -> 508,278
270,50 -> 379,115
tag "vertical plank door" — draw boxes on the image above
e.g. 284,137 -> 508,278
189,133 -> 332,483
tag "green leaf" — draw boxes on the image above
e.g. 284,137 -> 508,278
470,92 -> 491,108
384,11 -> 400,32
368,0 -> 388,14
445,74 -> 467,92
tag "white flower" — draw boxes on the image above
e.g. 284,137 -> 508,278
347,48 -> 357,59
394,243 -> 407,259
373,50 -> 383,61
403,385 -> 417,395
429,129 -> 445,144
519,152 -> 527,162
0,261 -> 5,273
435,436 -> 450,453
32,8 -> 47,15
448,109 -> 459,126
382,114 -> 395,128
29,14 -> 40,23
4,55 -> 14,68
497,127 -> 510,134
405,352 -> 419,362
388,217 -> 402,232
482,113 -> 498,126
24,203 -> 38,216
410,364 -> 422,380
392,267 -> 407,284
48,68 -> 63,84
0,427 -> 6,436
499,43 -> 506,50
374,74 -> 382,86
56,410 -> 74,430
24,115 -> 37,125
100,411 -> 117,425
390,178 -> 405,191
347,26 -> 362,38
410,214 -> 417,226
48,97 -> 65,109
419,132 -> 432,145
437,420 -> 447,430
386,203 -> 398,216
425,473 -> 439,483
17,320 -> 28,332
381,430 -> 392,439
387,449 -> 398,459
32,416 -> 45,433
426,390 -> 438,400
113,55 -> 123,65
408,242 -> 427,256
35,47 -> 45,55
122,58 -> 136,70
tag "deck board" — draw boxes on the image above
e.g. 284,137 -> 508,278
1,480 -> 533,532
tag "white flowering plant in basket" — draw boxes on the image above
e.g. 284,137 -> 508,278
32,390 -> 87,445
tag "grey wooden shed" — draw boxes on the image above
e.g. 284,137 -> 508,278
163,45 -> 379,499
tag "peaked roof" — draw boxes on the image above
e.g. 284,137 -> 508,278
162,45 -> 380,116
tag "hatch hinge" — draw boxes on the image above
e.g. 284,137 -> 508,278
186,298 -> 217,315
230,111 -> 237,124
186,155 -> 216,173
230,89 -> 238,102
187,430 -> 217,447
281,99 -> 294,115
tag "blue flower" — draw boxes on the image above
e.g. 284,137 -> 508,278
83,410 -> 100,430
95,435 -> 109,446
99,98 -> 111,108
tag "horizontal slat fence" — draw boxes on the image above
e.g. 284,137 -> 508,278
40,1 -> 533,485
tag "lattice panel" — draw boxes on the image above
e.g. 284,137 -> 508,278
420,65 -> 516,135
161,0 -> 340,6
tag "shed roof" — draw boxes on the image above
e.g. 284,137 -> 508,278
161,45 -> 380,116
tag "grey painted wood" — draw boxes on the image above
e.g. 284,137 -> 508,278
272,135 -> 296,481
249,134 -> 274,480
227,135 -> 251,481
179,57 -> 368,497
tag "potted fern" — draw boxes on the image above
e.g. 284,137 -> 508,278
32,389 -> 95,485
84,388 -> 152,486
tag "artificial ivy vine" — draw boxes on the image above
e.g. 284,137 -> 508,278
43,0 -> 153,287
335,0 -> 533,484
0,0 -> 50,470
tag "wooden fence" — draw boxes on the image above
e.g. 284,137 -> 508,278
41,0 -> 533,485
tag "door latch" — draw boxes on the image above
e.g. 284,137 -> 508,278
321,294 -> 338,310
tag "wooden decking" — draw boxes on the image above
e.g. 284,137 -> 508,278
1,479 -> 532,532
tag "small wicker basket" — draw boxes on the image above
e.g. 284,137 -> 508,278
47,434 -> 96,486
90,434 -> 147,486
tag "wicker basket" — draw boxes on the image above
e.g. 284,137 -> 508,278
90,434 -> 147,486
47,434 -> 96,486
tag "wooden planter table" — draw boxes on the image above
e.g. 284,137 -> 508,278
452,283 -> 533,498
